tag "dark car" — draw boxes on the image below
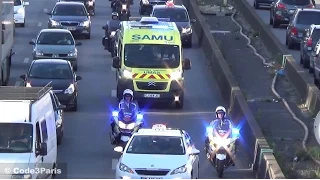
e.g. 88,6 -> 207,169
300,24 -> 320,71
29,29 -> 82,71
20,59 -> 82,111
57,0 -> 95,16
47,2 -> 91,39
49,91 -> 65,145
270,0 -> 314,28
139,0 -> 166,15
286,8 -> 320,49
151,4 -> 196,47
254,0 -> 276,9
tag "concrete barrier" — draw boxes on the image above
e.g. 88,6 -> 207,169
232,0 -> 320,116
181,0 -> 285,178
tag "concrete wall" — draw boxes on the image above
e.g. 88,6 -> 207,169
182,0 -> 285,178
232,0 -> 320,116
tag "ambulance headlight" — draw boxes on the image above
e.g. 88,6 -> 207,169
182,27 -> 192,34
170,71 -> 182,80
123,70 -> 132,79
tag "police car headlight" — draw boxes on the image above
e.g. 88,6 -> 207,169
80,20 -> 90,27
11,174 -> 32,179
182,27 -> 191,33
170,164 -> 187,175
123,70 -> 132,79
64,84 -> 75,94
68,51 -> 77,57
170,71 -> 182,80
50,20 -> 60,26
119,163 -> 134,174
118,121 -> 126,129
142,0 -> 149,4
111,31 -> 116,37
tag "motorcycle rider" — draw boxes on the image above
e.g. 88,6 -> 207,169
205,106 -> 237,165
102,12 -> 120,50
110,89 -> 139,144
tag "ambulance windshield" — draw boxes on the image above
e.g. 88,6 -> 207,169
124,44 -> 180,68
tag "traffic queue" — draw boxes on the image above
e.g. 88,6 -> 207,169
1,0 -> 241,179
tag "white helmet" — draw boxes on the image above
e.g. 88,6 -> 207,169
215,106 -> 226,118
123,89 -> 133,100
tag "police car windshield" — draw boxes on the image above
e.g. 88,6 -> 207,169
53,4 -> 87,16
37,32 -> 75,45
126,135 -> 185,155
29,63 -> 73,79
124,44 -> 180,68
153,9 -> 189,22
0,123 -> 33,153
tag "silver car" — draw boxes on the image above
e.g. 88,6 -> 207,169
29,29 -> 82,71
270,0 -> 314,28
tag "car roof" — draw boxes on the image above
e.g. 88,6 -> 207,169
311,24 -> 320,29
135,128 -> 183,137
39,29 -> 71,33
55,2 -> 84,6
154,5 -> 186,10
297,8 -> 320,13
32,59 -> 70,65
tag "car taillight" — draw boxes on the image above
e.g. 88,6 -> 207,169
291,27 -> 298,35
277,3 -> 286,9
306,4 -> 315,8
307,38 -> 313,46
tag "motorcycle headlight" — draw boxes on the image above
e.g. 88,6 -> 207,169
26,82 -> 32,87
51,20 -> 60,26
182,27 -> 192,33
80,20 -> 90,27
126,123 -> 135,129
87,1 -> 93,5
119,163 -> 134,174
111,31 -> 116,37
170,71 -> 182,80
122,4 -> 127,9
11,174 -> 31,179
123,70 -> 132,79
16,8 -> 24,14
35,51 -> 43,56
64,84 -> 75,94
68,51 -> 77,57
118,121 -> 126,129
214,137 -> 231,147
170,164 -> 187,175
142,0 -> 149,4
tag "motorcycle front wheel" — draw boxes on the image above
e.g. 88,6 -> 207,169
216,160 -> 225,178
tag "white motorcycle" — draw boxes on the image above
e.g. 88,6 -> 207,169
205,127 -> 239,178
110,110 -> 143,148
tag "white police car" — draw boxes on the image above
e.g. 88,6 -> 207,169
114,124 -> 200,179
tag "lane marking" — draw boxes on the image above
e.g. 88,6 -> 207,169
210,30 -> 231,33
111,67 -> 116,71
111,90 -> 117,98
112,159 -> 118,170
37,22 -> 42,27
14,81 -> 21,86
23,58 -> 29,63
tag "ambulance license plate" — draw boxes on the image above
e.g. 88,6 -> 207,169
144,94 -> 160,98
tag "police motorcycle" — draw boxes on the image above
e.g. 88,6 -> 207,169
109,109 -> 144,149
205,127 -> 240,178
102,18 -> 120,57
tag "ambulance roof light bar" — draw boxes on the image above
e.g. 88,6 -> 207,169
166,0 -> 174,7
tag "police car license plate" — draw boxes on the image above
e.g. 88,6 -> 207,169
144,94 -> 160,98
66,27 -> 76,31
141,178 -> 163,179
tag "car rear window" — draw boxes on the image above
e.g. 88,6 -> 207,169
282,0 -> 310,5
297,11 -> 320,25
311,29 -> 320,40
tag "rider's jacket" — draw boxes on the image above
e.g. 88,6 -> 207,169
210,118 -> 233,134
118,100 -> 139,114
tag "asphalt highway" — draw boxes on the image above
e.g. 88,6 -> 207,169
10,0 -> 254,178
246,0 -> 320,79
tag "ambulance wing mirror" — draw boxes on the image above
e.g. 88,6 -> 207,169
183,58 -> 191,70
112,57 -> 121,68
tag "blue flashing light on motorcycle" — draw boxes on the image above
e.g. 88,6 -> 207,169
137,114 -> 143,121
232,128 -> 240,136
206,126 -> 213,134
112,111 -> 119,117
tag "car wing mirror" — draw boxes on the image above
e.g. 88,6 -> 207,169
57,104 -> 66,110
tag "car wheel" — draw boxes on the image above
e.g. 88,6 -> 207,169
184,39 -> 192,48
85,33 -> 91,39
73,64 -> 78,71
300,55 -> 304,64
269,12 -> 273,25
303,59 -> 309,68
175,94 -> 184,109
309,66 -> 314,73
288,39 -> 294,49
57,129 -> 63,145
314,73 -> 319,86
70,97 -> 78,112
272,17 -> 279,28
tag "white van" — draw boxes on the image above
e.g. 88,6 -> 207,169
14,0 -> 29,27
0,85 -> 60,178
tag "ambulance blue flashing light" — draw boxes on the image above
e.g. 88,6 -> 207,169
140,17 -> 160,24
